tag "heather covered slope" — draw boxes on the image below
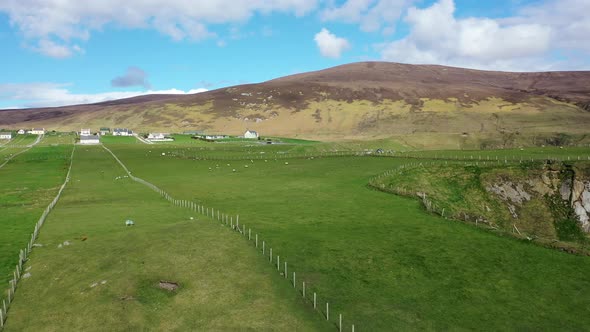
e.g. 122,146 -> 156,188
1,62 -> 589,148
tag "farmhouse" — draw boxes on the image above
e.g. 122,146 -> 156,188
113,128 -> 132,136
0,132 -> 12,139
99,127 -> 110,135
29,128 -> 45,135
80,128 -> 91,136
80,135 -> 100,145
147,133 -> 174,142
17,129 -> 25,135
244,130 -> 259,139
148,133 -> 165,140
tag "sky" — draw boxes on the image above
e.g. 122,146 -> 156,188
0,0 -> 589,109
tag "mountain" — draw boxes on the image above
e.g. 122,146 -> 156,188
2,62 -> 590,148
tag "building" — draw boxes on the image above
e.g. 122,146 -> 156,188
204,134 -> 228,140
0,132 -> 12,139
99,127 -> 110,135
80,128 -> 91,136
29,128 -> 45,135
148,133 -> 165,140
80,135 -> 100,145
113,128 -> 132,136
17,129 -> 25,135
244,130 -> 259,139
147,133 -> 174,142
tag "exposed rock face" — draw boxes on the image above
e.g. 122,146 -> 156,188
487,182 -> 531,205
571,181 -> 590,232
486,163 -> 590,234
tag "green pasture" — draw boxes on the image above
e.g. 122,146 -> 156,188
99,135 -> 139,144
104,142 -> 590,331
37,132 -> 75,146
3,138 -> 590,330
5,146 -> 327,331
0,145 -> 73,286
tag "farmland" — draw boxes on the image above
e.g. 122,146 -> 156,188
2,137 -> 590,330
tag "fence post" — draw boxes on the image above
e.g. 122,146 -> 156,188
270,248 -> 273,262
277,256 -> 280,271
248,228 -> 251,240
314,292 -> 317,309
339,314 -> 342,332
285,262 -> 287,278
256,234 -> 258,247
293,272 -> 296,287
326,302 -> 329,320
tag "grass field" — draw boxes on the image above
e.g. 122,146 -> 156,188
103,142 -> 590,330
4,146 -> 328,331
0,144 -> 73,286
4,138 -> 590,330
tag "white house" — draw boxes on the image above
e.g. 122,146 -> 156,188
148,133 -> 165,140
147,133 -> 174,142
80,135 -> 100,145
113,128 -> 132,136
80,128 -> 91,136
244,130 -> 259,139
29,128 -> 45,135
17,129 -> 25,135
0,132 -> 12,139
99,127 -> 110,135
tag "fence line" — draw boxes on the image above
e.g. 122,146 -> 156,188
0,135 -> 44,170
102,144 -> 352,331
0,144 -> 75,330
366,159 -> 590,255
163,148 -> 590,164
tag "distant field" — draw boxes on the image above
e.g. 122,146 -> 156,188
37,132 -> 75,146
105,142 -> 590,330
99,135 -> 139,144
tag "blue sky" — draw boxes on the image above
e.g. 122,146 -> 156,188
0,0 -> 588,109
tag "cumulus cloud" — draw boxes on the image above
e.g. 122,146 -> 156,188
506,0 -> 590,53
322,0 -> 413,34
0,0 -> 319,57
0,82 -> 207,108
111,67 -> 151,89
314,28 -> 351,58
379,0 -> 556,71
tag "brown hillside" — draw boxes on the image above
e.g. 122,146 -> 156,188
1,62 -> 589,148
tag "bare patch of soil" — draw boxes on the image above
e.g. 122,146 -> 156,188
158,280 -> 179,292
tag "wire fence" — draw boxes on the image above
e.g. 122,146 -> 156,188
102,145 -> 354,331
367,159 -> 590,255
0,145 -> 75,330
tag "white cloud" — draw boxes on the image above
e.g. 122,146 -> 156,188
0,0 -> 319,57
0,83 -> 208,108
506,0 -> 590,53
314,28 -> 351,58
379,0 -> 555,71
33,39 -> 83,58
321,0 -> 413,34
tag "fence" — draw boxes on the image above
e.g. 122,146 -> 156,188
366,159 -> 590,255
0,145 -> 75,330
102,145 -> 354,331
163,147 -> 590,164
0,135 -> 45,170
